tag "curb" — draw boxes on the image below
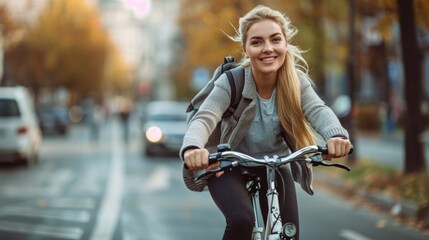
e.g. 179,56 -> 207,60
314,171 -> 429,228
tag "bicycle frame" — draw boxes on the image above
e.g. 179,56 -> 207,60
248,155 -> 296,240
265,162 -> 284,239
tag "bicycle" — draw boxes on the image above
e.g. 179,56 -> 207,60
195,143 -> 353,240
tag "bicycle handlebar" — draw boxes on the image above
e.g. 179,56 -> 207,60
196,144 -> 353,181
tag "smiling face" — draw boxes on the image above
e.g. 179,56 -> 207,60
244,19 -> 287,79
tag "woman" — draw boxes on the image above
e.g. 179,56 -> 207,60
180,5 -> 352,240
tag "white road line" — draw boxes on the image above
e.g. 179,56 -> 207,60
39,198 -> 96,209
0,220 -> 83,240
90,120 -> 124,240
339,229 -> 373,240
143,166 -> 170,192
1,169 -> 73,197
0,207 -> 91,222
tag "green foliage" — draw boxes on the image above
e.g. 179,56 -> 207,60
344,159 -> 396,183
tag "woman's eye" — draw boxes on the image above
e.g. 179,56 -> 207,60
272,37 -> 282,43
251,41 -> 260,45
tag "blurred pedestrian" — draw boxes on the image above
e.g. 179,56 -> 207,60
85,99 -> 103,142
118,97 -> 133,143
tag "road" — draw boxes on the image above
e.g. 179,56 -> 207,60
0,116 -> 428,240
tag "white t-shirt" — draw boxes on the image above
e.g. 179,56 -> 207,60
236,88 -> 291,158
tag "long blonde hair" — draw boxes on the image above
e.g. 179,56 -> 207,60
231,5 -> 316,150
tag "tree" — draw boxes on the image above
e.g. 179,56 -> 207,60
396,0 -> 426,173
355,0 -> 428,173
0,5 -> 19,84
4,0 -> 131,103
175,0 -> 353,100
176,0 -> 250,98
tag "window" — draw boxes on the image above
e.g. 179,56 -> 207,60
0,99 -> 21,117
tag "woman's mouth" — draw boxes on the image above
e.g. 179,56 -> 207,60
260,56 -> 277,63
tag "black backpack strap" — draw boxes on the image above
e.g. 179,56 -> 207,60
229,67 -> 244,109
223,67 -> 245,118
226,71 -> 236,105
222,56 -> 236,73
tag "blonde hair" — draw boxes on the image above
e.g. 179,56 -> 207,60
231,5 -> 316,150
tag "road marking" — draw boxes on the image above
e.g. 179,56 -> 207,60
0,206 -> 91,222
339,229 -> 373,240
90,120 -> 124,240
37,198 -> 96,209
143,166 -> 170,192
0,220 -> 83,240
1,169 -> 73,197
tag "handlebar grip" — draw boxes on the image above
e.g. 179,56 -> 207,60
208,153 -> 219,165
207,143 -> 231,165
318,145 -> 354,155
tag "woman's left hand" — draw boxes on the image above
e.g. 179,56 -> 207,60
324,137 -> 352,160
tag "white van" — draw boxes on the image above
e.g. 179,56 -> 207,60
0,86 -> 42,165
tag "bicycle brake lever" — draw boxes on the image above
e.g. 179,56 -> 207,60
310,155 -> 350,171
194,161 -> 237,181
320,161 -> 351,171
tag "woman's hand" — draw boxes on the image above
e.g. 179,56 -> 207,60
184,148 -> 224,177
325,137 -> 352,160
184,148 -> 210,170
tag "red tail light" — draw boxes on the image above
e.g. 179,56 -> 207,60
17,126 -> 28,134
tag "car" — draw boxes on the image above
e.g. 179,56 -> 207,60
142,100 -> 188,156
0,86 -> 43,165
37,105 -> 70,135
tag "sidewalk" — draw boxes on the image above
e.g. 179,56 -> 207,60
355,129 -> 429,172
364,129 -> 429,145
317,129 -> 429,230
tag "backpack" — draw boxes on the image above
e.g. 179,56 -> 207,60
186,56 -> 245,148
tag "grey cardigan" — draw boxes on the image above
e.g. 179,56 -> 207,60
180,66 -> 349,194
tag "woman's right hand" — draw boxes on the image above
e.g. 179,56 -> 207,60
184,148 -> 210,170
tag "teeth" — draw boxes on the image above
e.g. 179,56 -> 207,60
262,57 -> 275,62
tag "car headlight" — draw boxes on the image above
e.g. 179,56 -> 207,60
145,126 -> 163,143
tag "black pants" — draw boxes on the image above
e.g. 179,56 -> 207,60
208,166 -> 299,240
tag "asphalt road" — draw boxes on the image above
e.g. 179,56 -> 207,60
0,116 -> 428,240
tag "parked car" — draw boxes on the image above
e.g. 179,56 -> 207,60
142,101 -> 188,156
37,105 -> 70,135
0,86 -> 42,165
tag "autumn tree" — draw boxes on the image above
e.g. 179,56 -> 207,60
175,0 -> 352,101
356,0 -> 428,173
0,5 -> 19,84
4,0 -> 130,103
175,0 -> 250,99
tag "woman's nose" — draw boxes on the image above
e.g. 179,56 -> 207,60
263,42 -> 273,52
